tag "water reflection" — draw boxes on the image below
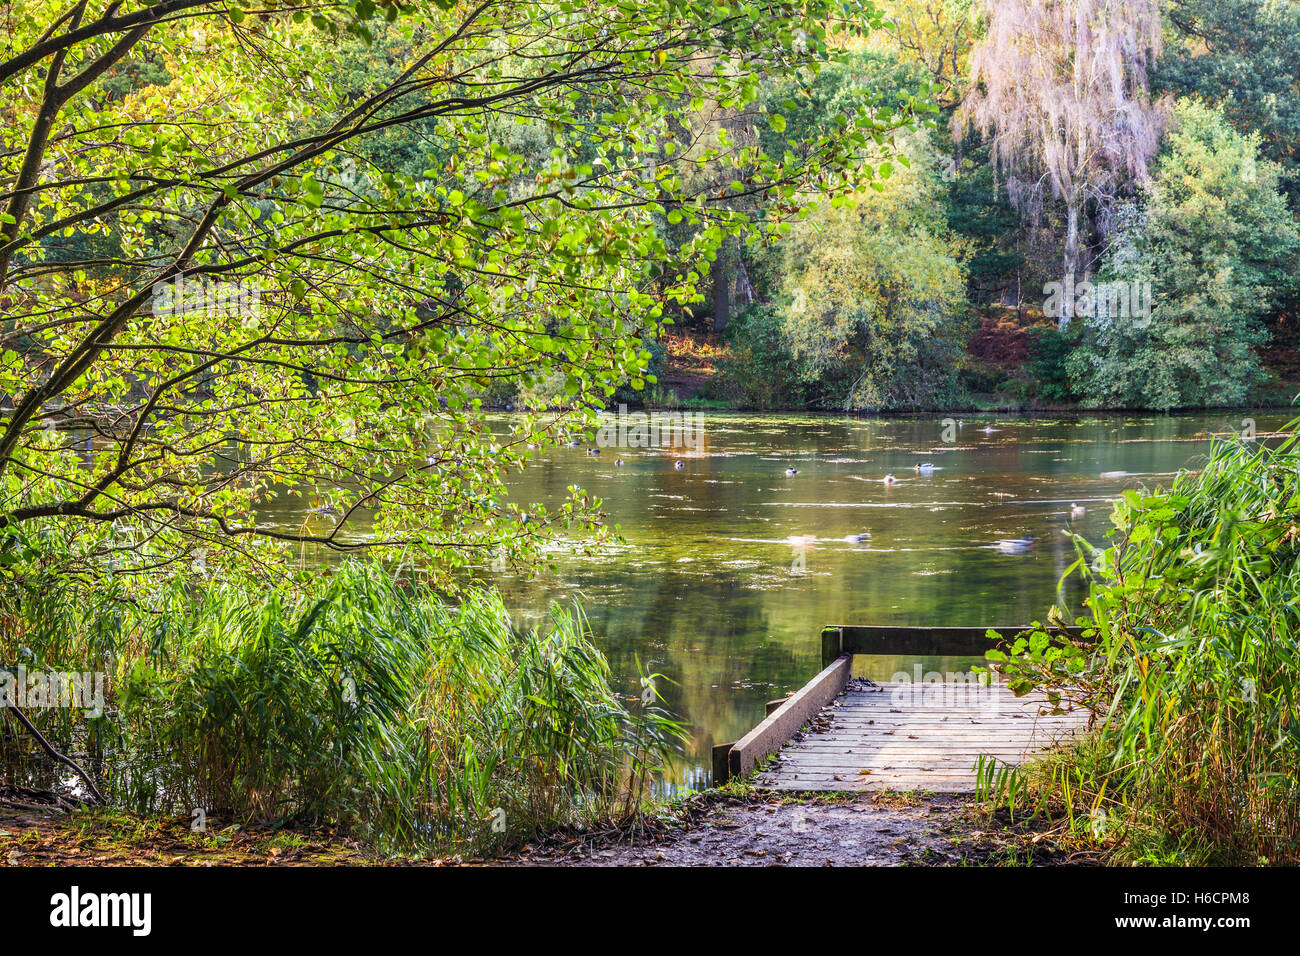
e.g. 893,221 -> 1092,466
261,410 -> 1291,787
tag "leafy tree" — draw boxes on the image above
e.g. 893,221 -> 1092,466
0,0 -> 888,582
1157,0 -> 1300,206
1068,101 -> 1300,409
712,304 -> 811,409
764,129 -> 970,410
686,36 -> 918,334
938,132 -> 1031,306
744,47 -> 938,298
880,0 -> 975,109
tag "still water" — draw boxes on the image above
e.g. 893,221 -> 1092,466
283,410 -> 1287,788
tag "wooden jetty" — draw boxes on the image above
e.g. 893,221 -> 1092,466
713,625 -> 1090,792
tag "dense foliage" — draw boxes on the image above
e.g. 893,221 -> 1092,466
0,563 -> 683,853
755,131 -> 969,411
1068,102 -> 1300,409
991,431 -> 1300,863
1157,0 -> 1300,204
689,0 -> 1300,412
6,0 -> 1300,865
1,0 -> 892,581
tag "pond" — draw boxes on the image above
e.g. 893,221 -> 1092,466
278,409 -> 1291,789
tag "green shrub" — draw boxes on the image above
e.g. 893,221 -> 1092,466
958,364 -> 1008,395
710,306 -> 809,409
1024,324 -> 1079,404
993,428 -> 1300,863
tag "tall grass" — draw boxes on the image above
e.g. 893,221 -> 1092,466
995,427 -> 1300,863
0,563 -> 684,855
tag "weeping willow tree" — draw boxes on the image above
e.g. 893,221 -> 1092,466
957,0 -> 1165,322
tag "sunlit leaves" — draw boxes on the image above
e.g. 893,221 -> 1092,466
1,0 -> 889,585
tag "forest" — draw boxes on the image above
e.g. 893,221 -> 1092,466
650,0 -> 1300,413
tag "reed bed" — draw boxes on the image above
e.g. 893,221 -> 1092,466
1,564 -> 684,855
993,425 -> 1300,864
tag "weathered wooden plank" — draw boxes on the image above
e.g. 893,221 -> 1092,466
837,692 -> 1084,705
755,679 -> 1086,793
764,769 -> 1006,779
811,714 -> 1088,722
820,729 -> 1080,738
822,717 -> 1087,725
763,769 -> 1019,780
813,722 -> 1086,731
765,780 -> 998,789
725,654 -> 853,782
831,701 -> 1088,713
838,706 -> 1089,713
819,712 -> 1088,719
791,746 -> 1073,755
765,781 -> 988,790
759,780 -> 982,790
778,742 -> 1069,756
785,743 -> 1060,749
777,754 -> 1043,767
806,715 -> 1075,728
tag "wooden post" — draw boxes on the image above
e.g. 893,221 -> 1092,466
728,654 -> 853,779
828,625 -> 1087,657
712,742 -> 735,787
821,626 -> 842,668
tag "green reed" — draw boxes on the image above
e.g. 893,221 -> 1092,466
1,562 -> 685,855
992,423 -> 1300,863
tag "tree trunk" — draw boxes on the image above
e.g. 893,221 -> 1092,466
734,257 -> 755,308
711,245 -> 730,333
1061,199 -> 1081,330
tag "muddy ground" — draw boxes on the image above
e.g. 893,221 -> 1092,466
507,790 -> 1094,867
0,786 -> 379,866
1,785 -> 1094,867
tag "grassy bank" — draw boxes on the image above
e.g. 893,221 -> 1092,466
987,427 -> 1300,864
0,565 -> 683,858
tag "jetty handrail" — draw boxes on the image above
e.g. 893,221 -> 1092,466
820,624 -> 1088,668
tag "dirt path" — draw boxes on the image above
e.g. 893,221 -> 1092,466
2,786 -> 1094,867
510,791 -> 1087,867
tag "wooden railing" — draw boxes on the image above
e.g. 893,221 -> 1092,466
820,624 -> 1087,668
